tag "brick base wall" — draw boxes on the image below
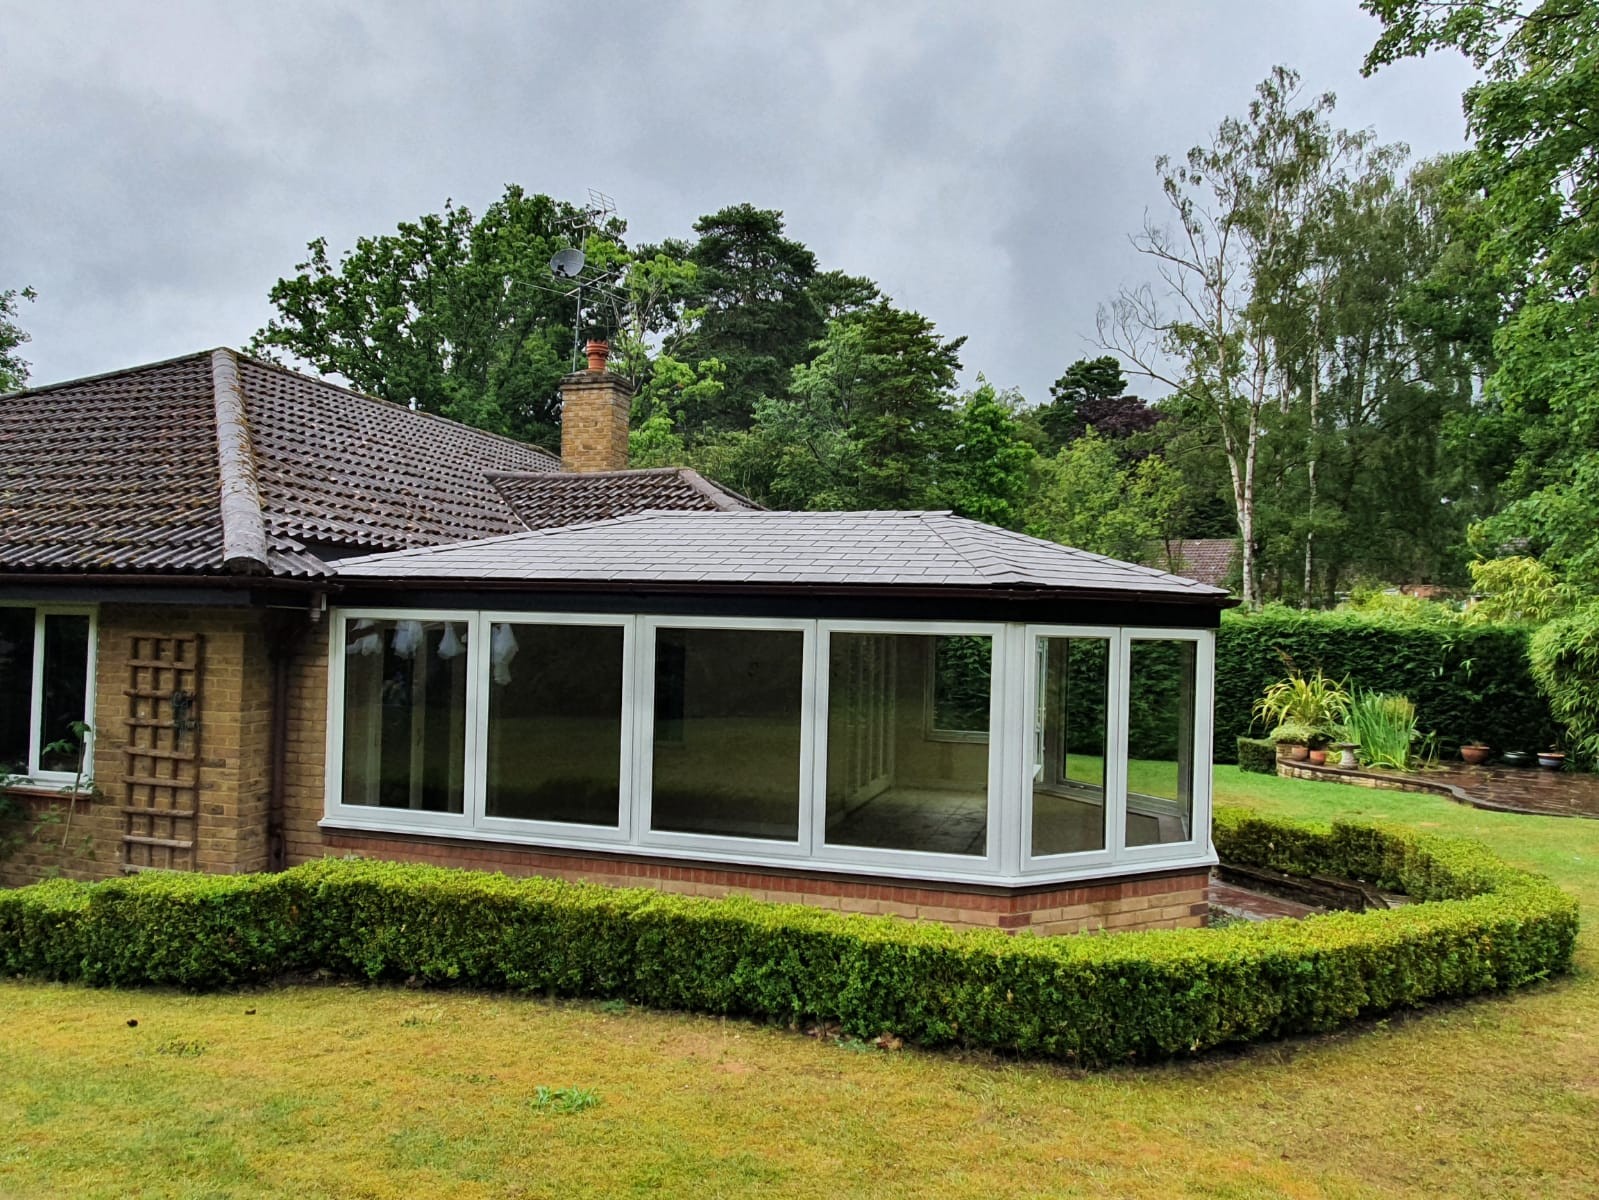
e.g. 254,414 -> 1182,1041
323,830 -> 1211,935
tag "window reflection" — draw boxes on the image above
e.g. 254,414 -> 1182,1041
341,618 -> 468,813
1031,637 -> 1110,856
1125,639 -> 1197,846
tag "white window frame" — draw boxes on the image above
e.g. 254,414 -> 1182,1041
0,602 -> 98,787
321,606 -> 1217,887
474,611 -> 636,845
1018,624 -> 1122,874
324,607 -> 482,834
815,620 -> 1008,876
1115,628 -> 1216,869
636,615 -> 817,861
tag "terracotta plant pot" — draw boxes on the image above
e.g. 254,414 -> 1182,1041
1460,744 -> 1492,766
1308,748 -> 1327,766
1287,744 -> 1310,762
585,339 -> 610,372
1538,752 -> 1566,770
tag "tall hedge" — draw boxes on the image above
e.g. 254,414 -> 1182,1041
0,813 -> 1578,1066
1211,608 -> 1557,761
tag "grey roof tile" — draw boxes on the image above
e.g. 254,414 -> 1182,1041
336,510 -> 1230,604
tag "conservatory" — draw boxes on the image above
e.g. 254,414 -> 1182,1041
323,510 -> 1230,934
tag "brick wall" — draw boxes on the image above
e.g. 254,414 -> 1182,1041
281,619 -> 331,868
558,370 -> 633,473
321,830 -> 1209,935
1,604 -> 274,886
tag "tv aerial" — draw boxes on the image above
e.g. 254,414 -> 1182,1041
546,188 -> 626,369
549,247 -> 585,279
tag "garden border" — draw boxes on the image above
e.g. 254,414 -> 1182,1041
0,808 -> 1577,1066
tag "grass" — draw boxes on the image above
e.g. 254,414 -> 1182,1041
3,770 -> 1598,1198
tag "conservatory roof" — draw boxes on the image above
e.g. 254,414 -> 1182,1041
334,510 -> 1233,605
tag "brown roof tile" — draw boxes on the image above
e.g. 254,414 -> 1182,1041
1148,539 -> 1241,590
488,467 -> 757,529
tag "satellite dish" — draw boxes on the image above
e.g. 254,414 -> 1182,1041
549,247 -> 586,279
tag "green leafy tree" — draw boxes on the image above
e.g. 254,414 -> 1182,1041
1025,429 -> 1182,562
1366,2 -> 1599,594
945,382 -> 1037,529
1,286 -> 36,393
1037,356 -> 1129,450
677,204 -> 823,436
251,186 -> 619,448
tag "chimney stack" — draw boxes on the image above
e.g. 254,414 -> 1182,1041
559,339 -> 634,473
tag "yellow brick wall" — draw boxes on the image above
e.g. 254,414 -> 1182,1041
558,372 -> 633,473
1,604 -> 274,886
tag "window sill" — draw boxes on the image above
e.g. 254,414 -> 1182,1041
2,782 -> 95,804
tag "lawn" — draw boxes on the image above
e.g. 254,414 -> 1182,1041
4,771 -> 1597,1199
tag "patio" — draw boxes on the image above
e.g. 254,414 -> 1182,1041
1280,758 -> 1599,819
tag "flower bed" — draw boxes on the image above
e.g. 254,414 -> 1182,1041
0,809 -> 1577,1065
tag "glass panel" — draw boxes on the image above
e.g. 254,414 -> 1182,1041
340,617 -> 469,813
0,608 -> 34,772
39,615 -> 91,774
1125,639 -> 1198,847
486,622 -> 624,827
650,627 -> 804,841
929,635 -> 991,737
826,632 -> 991,856
1031,636 -> 1110,856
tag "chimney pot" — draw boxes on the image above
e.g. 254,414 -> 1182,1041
585,339 -> 610,373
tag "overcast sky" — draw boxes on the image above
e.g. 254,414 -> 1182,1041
2,0 -> 1480,406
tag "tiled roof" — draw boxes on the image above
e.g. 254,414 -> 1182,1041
1149,539 -> 1241,590
336,510 -> 1232,603
489,467 -> 756,529
3,349 -> 753,579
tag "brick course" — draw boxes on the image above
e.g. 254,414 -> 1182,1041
558,370 -> 633,473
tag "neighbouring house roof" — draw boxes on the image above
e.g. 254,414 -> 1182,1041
0,349 -> 750,580
336,510 -> 1232,605
488,467 -> 756,529
1149,539 -> 1241,591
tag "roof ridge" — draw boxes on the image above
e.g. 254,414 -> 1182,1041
209,349 -> 270,575
3,348 -> 215,399
675,467 -> 759,512
966,517 -> 1211,589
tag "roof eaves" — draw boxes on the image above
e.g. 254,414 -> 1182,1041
209,349 -> 271,575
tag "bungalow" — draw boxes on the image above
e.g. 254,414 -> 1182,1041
1,348 -> 1230,934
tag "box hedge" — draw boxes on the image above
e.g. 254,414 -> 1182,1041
0,811 -> 1576,1066
1213,608 -> 1558,761
1236,736 -> 1278,775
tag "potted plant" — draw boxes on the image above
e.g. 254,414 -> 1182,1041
1268,720 -> 1317,762
1538,748 -> 1566,770
1253,671 -> 1352,765
1460,742 -> 1493,766
1500,750 -> 1532,768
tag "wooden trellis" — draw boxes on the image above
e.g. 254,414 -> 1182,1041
120,632 -> 202,873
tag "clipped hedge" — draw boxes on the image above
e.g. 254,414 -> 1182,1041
0,812 -> 1577,1066
1214,608 -> 1558,761
1236,736 -> 1278,775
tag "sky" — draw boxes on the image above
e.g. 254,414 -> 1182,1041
1,0 -> 1481,407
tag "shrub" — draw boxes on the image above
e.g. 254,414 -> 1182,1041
1214,608 -> 1556,760
1236,737 -> 1277,775
1345,692 -> 1419,770
1529,600 -> 1599,762
0,814 -> 1576,1066
1252,670 -> 1351,745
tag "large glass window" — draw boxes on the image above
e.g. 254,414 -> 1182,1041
485,622 -> 624,827
649,626 -> 805,841
1125,639 -> 1198,847
0,607 -> 93,779
341,617 -> 469,813
826,632 -> 992,856
1031,636 -> 1110,856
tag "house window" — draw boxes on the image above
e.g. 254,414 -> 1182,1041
827,631 -> 993,857
1030,636 -> 1111,856
484,621 -> 625,828
647,626 -> 806,842
324,609 -> 1214,885
1124,638 -> 1198,847
340,617 -> 470,813
0,606 -> 95,781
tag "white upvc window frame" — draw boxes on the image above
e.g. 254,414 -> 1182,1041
1115,628 -> 1216,869
475,611 -> 637,845
636,614 -> 817,861
0,601 -> 98,787
321,606 -> 1216,887
324,607 -> 482,835
1017,623 -> 1122,875
814,619 -> 1009,876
